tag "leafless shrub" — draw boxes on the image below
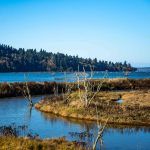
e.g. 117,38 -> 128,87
76,64 -> 108,107
22,74 -> 33,107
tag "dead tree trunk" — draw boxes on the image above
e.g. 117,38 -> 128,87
93,106 -> 108,150
23,74 -> 33,107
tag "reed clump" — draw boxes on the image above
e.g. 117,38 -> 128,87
0,123 -> 87,150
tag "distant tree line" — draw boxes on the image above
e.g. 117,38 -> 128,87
0,44 -> 136,72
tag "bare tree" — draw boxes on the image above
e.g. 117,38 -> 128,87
53,82 -> 59,96
62,72 -> 74,103
93,106 -> 108,150
8,74 -> 33,106
22,74 -> 33,107
75,65 -> 109,149
76,64 -> 108,107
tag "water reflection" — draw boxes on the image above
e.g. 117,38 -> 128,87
24,106 -> 33,124
42,112 -> 150,135
41,112 -> 150,150
41,112 -> 95,129
0,96 -> 150,150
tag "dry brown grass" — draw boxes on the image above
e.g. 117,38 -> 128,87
121,90 -> 150,107
0,78 -> 150,98
0,136 -> 85,150
35,90 -> 150,126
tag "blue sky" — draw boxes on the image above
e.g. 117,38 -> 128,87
0,0 -> 150,67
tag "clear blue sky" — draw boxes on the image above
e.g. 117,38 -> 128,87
0,0 -> 150,67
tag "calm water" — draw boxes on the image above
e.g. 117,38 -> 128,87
0,96 -> 149,150
0,71 -> 150,83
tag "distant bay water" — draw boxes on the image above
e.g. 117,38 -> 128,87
0,71 -> 150,83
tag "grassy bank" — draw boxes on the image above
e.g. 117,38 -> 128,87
0,82 -> 71,98
35,90 -> 150,126
0,78 -> 150,98
0,136 -> 86,150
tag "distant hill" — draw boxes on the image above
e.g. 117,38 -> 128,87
0,44 -> 136,72
137,67 -> 150,72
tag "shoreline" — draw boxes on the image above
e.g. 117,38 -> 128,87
35,90 -> 150,127
35,104 -> 150,127
0,78 -> 150,98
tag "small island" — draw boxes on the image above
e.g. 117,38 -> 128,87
35,78 -> 150,126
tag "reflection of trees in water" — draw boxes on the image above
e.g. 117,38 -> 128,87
41,111 -> 150,134
24,106 -> 33,124
68,125 -> 106,150
0,123 -> 39,139
69,131 -> 94,149
68,124 -> 150,150
0,123 -> 28,137
33,111 -> 150,149
41,112 -> 96,148
41,112 -> 95,129
69,131 -> 106,150
105,124 -> 150,135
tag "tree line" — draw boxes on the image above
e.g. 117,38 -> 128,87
0,44 -> 136,72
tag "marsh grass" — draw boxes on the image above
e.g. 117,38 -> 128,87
0,136 -> 86,150
0,124 -> 87,150
35,90 -> 150,126
0,78 -> 150,98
